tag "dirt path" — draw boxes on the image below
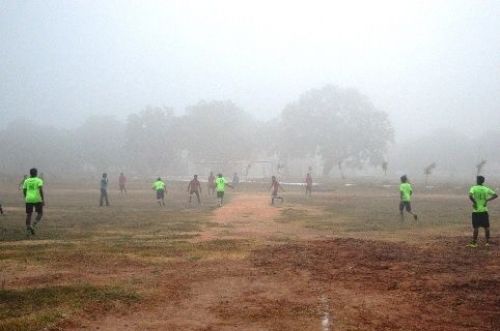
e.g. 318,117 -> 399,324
62,194 -> 279,330
198,193 -> 323,242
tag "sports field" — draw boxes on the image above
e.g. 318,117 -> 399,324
0,180 -> 498,331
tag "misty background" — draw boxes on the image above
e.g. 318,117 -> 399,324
1,1 -> 499,181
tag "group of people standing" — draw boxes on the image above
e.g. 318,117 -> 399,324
98,172 -> 237,209
6,168 -> 496,247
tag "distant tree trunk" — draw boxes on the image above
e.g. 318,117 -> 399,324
382,161 -> 388,176
322,158 -> 334,177
322,158 -> 346,179
338,161 -> 345,180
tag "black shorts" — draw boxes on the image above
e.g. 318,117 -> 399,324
26,203 -> 43,214
156,190 -> 165,199
399,201 -> 412,212
472,212 -> 489,228
217,191 -> 224,198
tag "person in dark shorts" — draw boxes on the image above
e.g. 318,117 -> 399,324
153,177 -> 166,207
270,176 -> 284,205
23,168 -> 44,235
467,176 -> 497,247
187,175 -> 202,205
215,173 -> 233,207
399,175 -> 417,221
99,173 -> 110,206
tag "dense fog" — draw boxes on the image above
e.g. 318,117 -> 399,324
1,1 -> 499,181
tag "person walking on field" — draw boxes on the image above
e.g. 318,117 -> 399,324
467,176 -> 498,247
99,173 -> 110,207
153,177 -> 167,207
270,176 -> 285,205
208,171 -> 216,196
187,175 -> 202,205
215,173 -> 233,207
23,168 -> 44,235
119,172 -> 127,194
232,172 -> 240,188
305,173 -> 313,197
399,175 -> 418,221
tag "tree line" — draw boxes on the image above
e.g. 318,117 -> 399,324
1,85 -> 394,178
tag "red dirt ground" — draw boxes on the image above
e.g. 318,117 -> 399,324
61,193 -> 499,331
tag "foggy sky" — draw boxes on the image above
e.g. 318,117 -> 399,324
1,0 -> 499,139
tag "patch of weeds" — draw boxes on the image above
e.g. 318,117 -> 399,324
0,284 -> 139,331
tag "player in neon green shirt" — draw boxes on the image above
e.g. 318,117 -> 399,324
23,168 -> 44,235
399,175 -> 418,221
467,176 -> 498,247
152,177 -> 167,207
215,173 -> 233,207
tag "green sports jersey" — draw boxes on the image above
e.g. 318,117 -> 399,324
469,185 -> 496,213
400,183 -> 413,202
153,180 -> 166,191
23,177 -> 44,203
215,177 -> 227,192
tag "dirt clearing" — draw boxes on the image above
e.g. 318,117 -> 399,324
1,184 -> 499,330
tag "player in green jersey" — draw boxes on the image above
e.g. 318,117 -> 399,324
215,173 -> 233,207
399,175 -> 418,221
467,176 -> 498,247
23,168 -> 44,235
153,177 -> 167,207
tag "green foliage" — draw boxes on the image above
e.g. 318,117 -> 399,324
279,85 -> 394,175
125,106 -> 180,173
182,100 -> 258,164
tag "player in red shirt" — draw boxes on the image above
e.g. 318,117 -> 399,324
119,172 -> 127,194
269,176 -> 284,205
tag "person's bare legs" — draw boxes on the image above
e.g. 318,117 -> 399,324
33,211 -> 43,226
26,213 -> 34,235
472,227 -> 479,243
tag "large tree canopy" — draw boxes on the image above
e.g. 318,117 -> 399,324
181,100 -> 258,165
125,106 -> 180,174
280,85 -> 394,176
